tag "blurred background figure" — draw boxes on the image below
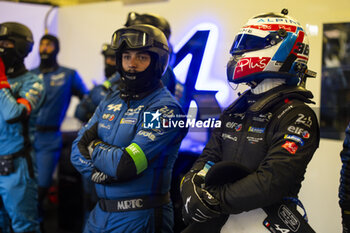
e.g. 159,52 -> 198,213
30,34 -> 88,232
0,21 -> 45,233
75,43 -> 120,124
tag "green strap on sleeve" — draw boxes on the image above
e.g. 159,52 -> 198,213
125,143 -> 148,174
102,80 -> 111,89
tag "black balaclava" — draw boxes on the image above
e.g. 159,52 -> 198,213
0,46 -> 27,78
118,52 -> 162,100
39,34 -> 59,72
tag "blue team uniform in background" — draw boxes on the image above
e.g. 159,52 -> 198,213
31,66 -> 88,188
0,71 -> 45,233
75,66 -> 176,124
71,86 -> 187,233
75,73 -> 120,123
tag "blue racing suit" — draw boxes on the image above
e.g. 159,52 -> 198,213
162,66 -> 176,95
71,86 -> 187,233
75,73 -> 120,123
31,66 -> 88,188
0,71 -> 45,233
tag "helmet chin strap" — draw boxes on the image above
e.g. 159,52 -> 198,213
246,81 -> 259,89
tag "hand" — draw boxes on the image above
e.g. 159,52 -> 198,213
0,57 -> 10,89
88,139 -> 102,157
77,123 -> 100,159
180,172 -> 221,224
91,169 -> 115,184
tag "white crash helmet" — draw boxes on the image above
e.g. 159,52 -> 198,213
227,9 -> 316,86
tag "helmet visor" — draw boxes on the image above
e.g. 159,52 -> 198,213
111,29 -> 152,50
229,31 -> 284,55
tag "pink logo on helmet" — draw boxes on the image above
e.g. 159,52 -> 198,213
234,57 -> 271,80
245,24 -> 297,33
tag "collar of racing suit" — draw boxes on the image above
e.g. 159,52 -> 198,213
7,62 -> 27,79
249,85 -> 315,113
39,63 -> 59,74
224,84 -> 315,115
251,79 -> 286,95
118,79 -> 163,103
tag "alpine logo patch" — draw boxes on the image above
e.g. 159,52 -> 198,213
107,104 -> 122,112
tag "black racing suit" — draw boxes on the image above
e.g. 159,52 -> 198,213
192,85 -> 320,215
340,123 -> 350,232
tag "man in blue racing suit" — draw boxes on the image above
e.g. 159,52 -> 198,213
71,24 -> 187,233
30,34 -> 88,228
0,22 -> 45,233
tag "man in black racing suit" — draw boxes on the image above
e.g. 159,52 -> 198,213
340,123 -> 350,232
180,9 -> 320,233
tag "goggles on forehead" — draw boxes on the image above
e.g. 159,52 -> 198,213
0,25 -> 33,43
230,29 -> 287,55
111,28 -> 168,51
0,25 -> 8,38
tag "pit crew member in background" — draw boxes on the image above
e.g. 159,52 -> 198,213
30,34 -> 88,229
0,22 -> 45,233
